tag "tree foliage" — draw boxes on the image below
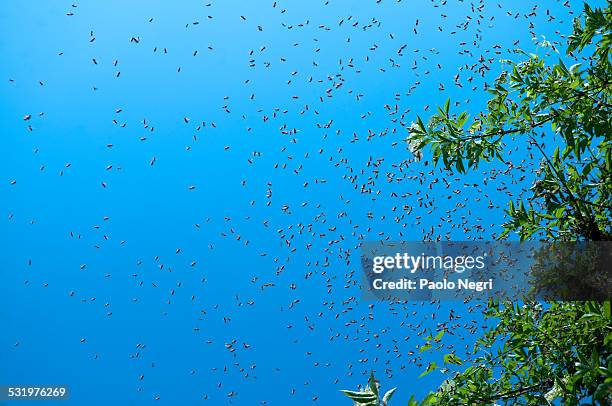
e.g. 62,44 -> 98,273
415,300 -> 612,405
342,2 -> 611,404
407,2 -> 611,242
341,371 -> 397,405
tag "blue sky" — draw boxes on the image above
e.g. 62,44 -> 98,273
0,0 -> 599,404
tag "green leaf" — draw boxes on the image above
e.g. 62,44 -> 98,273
544,381 -> 564,402
419,362 -> 438,378
417,116 -> 426,133
368,371 -> 378,398
340,390 -> 377,404
419,343 -> 432,353
382,387 -> 397,405
443,354 -> 463,366
455,158 -> 465,174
